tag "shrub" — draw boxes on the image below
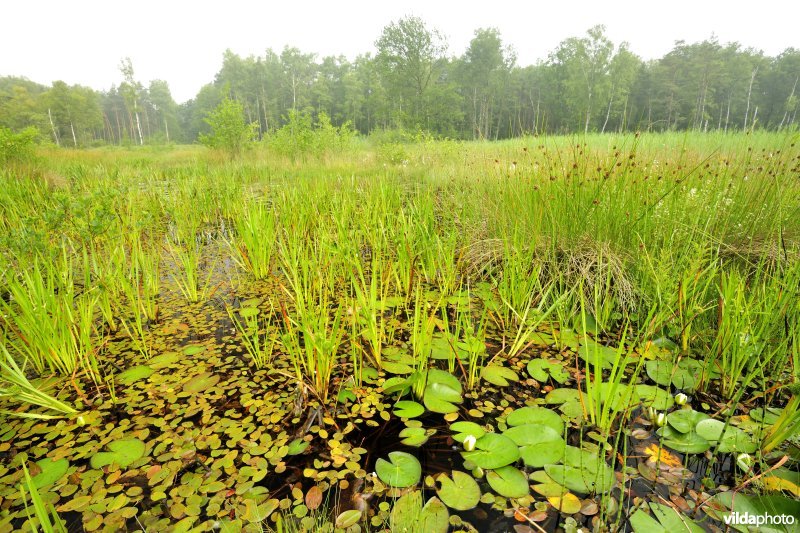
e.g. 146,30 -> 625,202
0,126 -> 39,164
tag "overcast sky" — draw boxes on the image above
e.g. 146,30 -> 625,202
2,0 -> 797,103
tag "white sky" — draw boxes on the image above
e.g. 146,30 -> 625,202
2,0 -> 798,103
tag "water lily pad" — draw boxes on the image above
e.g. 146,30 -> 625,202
287,439 -> 309,455
646,360 -> 701,391
481,365 -> 519,387
657,426 -> 711,454
548,492 -> 582,514
335,509 -> 362,528
399,427 -> 430,447
710,491 -> 800,533
629,502 -> 704,532
461,433 -> 520,469
506,406 -> 564,434
450,421 -> 486,443
394,400 -> 425,418
426,369 -> 463,394
527,359 -> 569,384
423,381 -> 463,414
667,409 -> 709,434
391,491 -> 449,533
382,361 -> 415,375
749,407 -> 781,425
117,365 -> 154,385
436,471 -> 481,510
636,385 -> 675,411
694,419 -> 758,453
31,458 -> 68,489
183,345 -> 205,356
383,376 -> 413,395
544,464 -> 614,494
486,465 -> 529,498
91,438 -> 146,469
182,372 -> 220,393
376,451 -> 421,488
578,341 -> 624,369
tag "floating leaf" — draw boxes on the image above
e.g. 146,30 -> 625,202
657,426 -> 711,454
548,492 -> 582,514
666,409 -> 709,434
481,365 -> 519,387
436,471 -> 481,511
423,381 -> 462,414
182,372 -> 220,394
694,419 -> 758,453
305,486 -> 323,510
117,365 -> 154,385
383,376 -> 413,395
449,421 -> 486,443
30,458 -> 68,489
399,427 -> 431,447
506,406 -> 564,434
287,439 -> 309,455
376,451 -> 421,488
486,465 -> 529,498
636,385 -> 675,411
91,438 -> 145,469
182,345 -> 205,356
461,433 -> 520,469
394,400 -> 425,418
527,359 -> 569,384
335,509 -> 362,528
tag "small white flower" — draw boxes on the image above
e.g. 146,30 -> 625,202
463,434 -> 477,451
674,393 -> 688,406
654,412 -> 667,427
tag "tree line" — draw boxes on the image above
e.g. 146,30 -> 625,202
1,19 -> 798,146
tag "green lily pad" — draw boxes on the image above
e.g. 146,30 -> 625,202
399,427 -> 431,447
183,372 -> 220,394
527,359 -> 569,384
578,340 -> 624,370
426,369 -> 462,394
544,446 -> 615,494
423,381 -> 463,414
461,433 -> 520,469
376,451 -> 421,488
436,471 -> 481,511
486,465 -> 529,498
710,491 -> 800,533
695,419 -> 758,453
91,438 -> 146,469
657,426 -> 711,454
667,409 -> 710,434
636,385 -> 675,411
749,407 -> 781,425
287,439 -> 309,455
394,400 -> 425,418
383,376 -> 413,395
31,458 -> 69,489
183,345 -> 205,356
646,360 -> 701,392
450,421 -> 486,443
481,365 -> 519,387
382,361 -> 414,375
391,491 -> 449,533
506,406 -> 564,434
117,365 -> 154,385
335,509 -> 362,528
629,502 -> 704,532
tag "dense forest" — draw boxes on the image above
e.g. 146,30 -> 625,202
1,19 -> 798,145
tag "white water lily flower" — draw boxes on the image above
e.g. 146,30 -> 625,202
674,393 -> 688,406
463,434 -> 477,451
654,412 -> 667,427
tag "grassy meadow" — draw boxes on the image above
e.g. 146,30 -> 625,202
0,131 -> 799,532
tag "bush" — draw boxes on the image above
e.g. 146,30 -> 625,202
199,97 -> 258,157
267,110 -> 356,161
0,126 -> 39,164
